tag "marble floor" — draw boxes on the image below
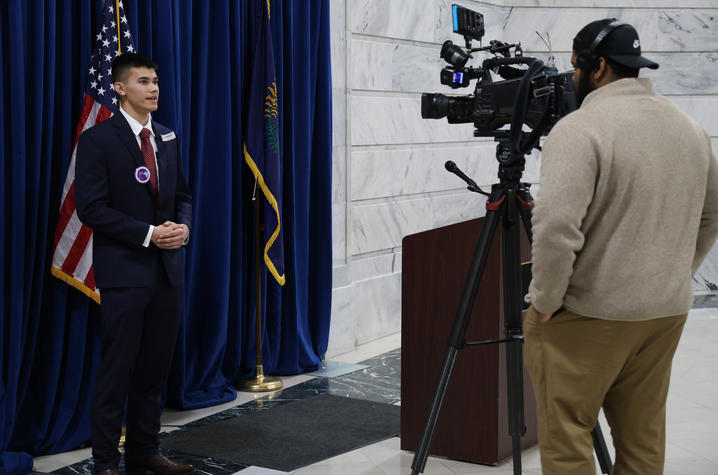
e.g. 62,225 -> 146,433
32,299 -> 718,474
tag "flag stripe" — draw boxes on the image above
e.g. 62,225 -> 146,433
76,234 -> 94,285
52,213 -> 81,270
84,265 -> 96,291
53,182 -> 76,251
95,104 -> 113,123
61,223 -> 93,276
73,95 -> 96,145
62,100 -> 99,204
62,100 -> 102,202
54,211 -> 83,266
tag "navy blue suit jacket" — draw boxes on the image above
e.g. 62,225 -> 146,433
75,113 -> 192,289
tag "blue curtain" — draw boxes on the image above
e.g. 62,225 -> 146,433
0,1 -> 332,473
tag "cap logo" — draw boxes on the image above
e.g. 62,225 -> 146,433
633,39 -> 640,48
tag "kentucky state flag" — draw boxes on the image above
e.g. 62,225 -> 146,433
244,0 -> 285,286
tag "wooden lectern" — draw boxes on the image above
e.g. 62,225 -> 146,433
400,217 -> 537,465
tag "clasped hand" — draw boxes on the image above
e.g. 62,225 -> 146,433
151,221 -> 188,249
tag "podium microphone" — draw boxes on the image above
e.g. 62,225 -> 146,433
445,161 -> 489,196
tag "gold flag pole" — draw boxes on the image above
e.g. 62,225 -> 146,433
237,190 -> 283,392
115,0 -> 122,56
111,0 -> 127,451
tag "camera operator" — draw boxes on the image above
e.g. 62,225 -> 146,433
524,18 -> 718,474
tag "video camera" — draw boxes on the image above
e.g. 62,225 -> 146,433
422,5 -> 576,154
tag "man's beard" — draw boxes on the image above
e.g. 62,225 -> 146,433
575,71 -> 596,108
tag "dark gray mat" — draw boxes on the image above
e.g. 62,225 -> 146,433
159,394 -> 400,472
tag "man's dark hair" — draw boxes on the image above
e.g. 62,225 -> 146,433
603,56 -> 639,78
111,53 -> 158,83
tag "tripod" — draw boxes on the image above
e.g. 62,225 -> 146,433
410,139 -> 613,475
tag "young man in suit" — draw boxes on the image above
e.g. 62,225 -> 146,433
75,53 -> 194,475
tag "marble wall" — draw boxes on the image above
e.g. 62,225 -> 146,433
326,0 -> 718,357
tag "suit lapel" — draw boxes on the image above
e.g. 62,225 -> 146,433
113,113 -> 156,200
153,123 -> 169,204
113,113 -> 145,168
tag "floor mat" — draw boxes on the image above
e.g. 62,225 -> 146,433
159,393 -> 400,472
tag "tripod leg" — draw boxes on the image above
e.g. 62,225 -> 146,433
505,338 -> 525,475
410,209 -> 501,475
502,192 -> 526,475
592,423 -> 613,474
517,184 -> 533,244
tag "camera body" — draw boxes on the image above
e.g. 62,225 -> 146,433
423,71 -> 575,134
422,5 -> 576,139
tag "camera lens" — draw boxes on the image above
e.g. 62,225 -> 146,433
440,40 -> 470,68
421,93 -> 449,119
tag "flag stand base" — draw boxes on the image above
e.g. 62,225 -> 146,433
237,364 -> 283,392
238,192 -> 284,394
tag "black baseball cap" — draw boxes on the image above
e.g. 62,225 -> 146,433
573,19 -> 659,70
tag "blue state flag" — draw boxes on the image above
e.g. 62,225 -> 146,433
244,0 -> 285,286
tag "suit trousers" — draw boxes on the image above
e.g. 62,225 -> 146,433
524,307 -> 687,475
91,264 -> 182,471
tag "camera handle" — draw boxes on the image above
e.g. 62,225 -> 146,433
469,40 -> 522,58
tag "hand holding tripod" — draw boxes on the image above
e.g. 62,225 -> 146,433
410,138 -> 612,475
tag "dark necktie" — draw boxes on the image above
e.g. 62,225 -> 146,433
139,127 -> 158,198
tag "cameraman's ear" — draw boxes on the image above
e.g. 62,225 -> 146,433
588,58 -> 607,87
591,57 -> 609,84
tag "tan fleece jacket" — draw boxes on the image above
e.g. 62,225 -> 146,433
528,78 -> 718,320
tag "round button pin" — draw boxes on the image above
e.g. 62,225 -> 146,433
135,166 -> 151,184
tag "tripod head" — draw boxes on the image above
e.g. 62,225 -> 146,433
445,134 -> 530,197
494,135 -> 528,185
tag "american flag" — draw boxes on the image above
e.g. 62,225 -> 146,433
51,0 -> 136,303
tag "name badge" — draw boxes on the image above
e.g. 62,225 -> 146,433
161,131 -> 176,141
135,166 -> 151,184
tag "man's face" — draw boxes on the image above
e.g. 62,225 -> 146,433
571,51 -> 595,108
115,66 -> 159,114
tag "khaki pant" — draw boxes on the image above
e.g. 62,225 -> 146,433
524,307 -> 687,475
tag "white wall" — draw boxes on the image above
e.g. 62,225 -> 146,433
327,0 -> 718,357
